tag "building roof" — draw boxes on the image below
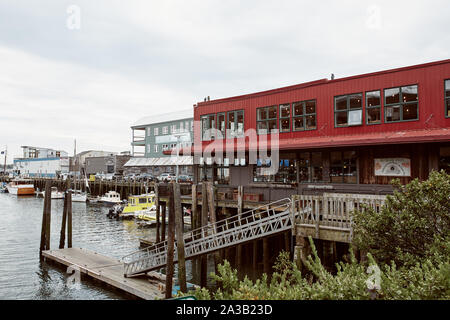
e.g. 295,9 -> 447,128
132,109 -> 193,128
124,156 -> 193,167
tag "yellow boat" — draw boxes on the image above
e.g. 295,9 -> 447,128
122,193 -> 156,215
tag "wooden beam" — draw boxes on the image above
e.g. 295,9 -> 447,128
174,183 -> 187,293
200,182 -> 208,287
59,193 -> 68,249
165,183 -> 176,299
155,183 -> 160,243
67,191 -> 72,248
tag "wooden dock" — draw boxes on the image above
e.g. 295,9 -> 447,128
42,247 -> 165,300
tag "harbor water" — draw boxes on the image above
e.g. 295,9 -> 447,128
0,192 -> 197,300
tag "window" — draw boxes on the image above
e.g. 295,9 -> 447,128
154,145 -> 159,153
215,162 -> 230,184
439,147 -> 450,173
201,114 -> 216,140
330,151 -> 357,183
162,126 -> 168,134
334,93 -> 363,127
170,143 -> 177,149
298,152 -> 323,182
154,127 -> 159,135
171,124 -> 177,133
217,112 -> 226,138
257,106 -> 277,134
445,80 -> 450,117
179,122 -> 184,131
366,90 -> 381,124
384,85 -> 418,122
227,110 -> 244,138
147,144 -> 151,153
162,144 -> 169,151
279,104 -> 290,133
293,100 -> 316,131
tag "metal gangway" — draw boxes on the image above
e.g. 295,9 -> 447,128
122,198 -> 302,277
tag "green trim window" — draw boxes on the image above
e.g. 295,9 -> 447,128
279,104 -> 290,133
227,110 -> 244,138
384,85 -> 418,122
445,80 -> 450,118
217,112 -> 226,138
366,90 -> 381,124
257,106 -> 278,134
201,114 -> 216,141
330,151 -> 357,183
334,93 -> 363,127
293,100 -> 316,131
299,152 -> 323,182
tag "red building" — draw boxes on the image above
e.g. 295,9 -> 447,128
189,59 -> 450,201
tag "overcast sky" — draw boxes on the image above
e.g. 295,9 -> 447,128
0,0 -> 449,162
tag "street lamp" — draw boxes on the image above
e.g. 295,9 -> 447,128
172,132 -> 189,183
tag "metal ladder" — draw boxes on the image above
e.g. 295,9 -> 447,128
122,198 -> 302,277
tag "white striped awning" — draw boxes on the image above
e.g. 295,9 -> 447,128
124,156 -> 193,167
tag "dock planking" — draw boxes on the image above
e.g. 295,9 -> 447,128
42,247 -> 165,300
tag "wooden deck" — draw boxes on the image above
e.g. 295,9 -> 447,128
42,247 -> 165,300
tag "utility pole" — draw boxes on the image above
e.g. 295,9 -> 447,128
3,146 -> 7,175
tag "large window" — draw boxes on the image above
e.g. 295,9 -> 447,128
298,152 -> 323,182
162,126 -> 168,134
279,104 -> 290,133
445,80 -> 450,117
201,114 -> 216,141
253,154 -> 297,184
334,93 -> 363,127
217,112 -> 226,138
227,110 -> 244,138
154,127 -> 159,136
384,85 -> 418,122
439,147 -> 450,174
330,151 -> 357,183
366,90 -> 381,124
293,100 -> 316,131
257,106 -> 277,134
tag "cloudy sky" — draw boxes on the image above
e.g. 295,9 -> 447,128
0,0 -> 449,162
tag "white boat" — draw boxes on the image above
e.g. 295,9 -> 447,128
99,191 -> 122,204
71,190 -> 87,202
7,179 -> 35,196
43,187 -> 64,199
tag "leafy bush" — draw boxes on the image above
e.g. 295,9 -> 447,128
353,170 -> 450,266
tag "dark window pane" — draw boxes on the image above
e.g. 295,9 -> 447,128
446,99 -> 450,117
299,153 -> 310,166
237,111 -> 244,135
305,100 -> 316,114
258,108 -> 267,120
367,107 -> 381,124
335,96 -> 347,110
403,103 -> 418,120
268,106 -> 277,119
402,85 -> 418,103
306,115 -> 316,130
385,105 -> 401,122
385,88 -> 400,104
293,102 -> 304,116
280,104 -> 290,118
446,80 -> 450,97
257,122 -> 267,134
366,90 -> 381,107
335,111 -> 348,126
280,119 -> 290,132
294,117 -> 304,131
330,152 -> 342,166
268,119 -> 277,132
349,94 -> 362,109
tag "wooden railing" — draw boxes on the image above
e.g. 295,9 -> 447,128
292,193 -> 386,240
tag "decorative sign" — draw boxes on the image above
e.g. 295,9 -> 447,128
374,158 -> 411,176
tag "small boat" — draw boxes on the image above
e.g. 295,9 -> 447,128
99,191 -> 122,205
0,182 -> 7,193
43,187 -> 64,199
71,190 -> 87,202
6,179 -> 35,196
122,192 -> 156,216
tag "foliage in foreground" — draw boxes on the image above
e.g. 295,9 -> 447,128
185,238 -> 450,300
353,170 -> 450,267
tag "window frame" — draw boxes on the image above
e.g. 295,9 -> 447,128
201,113 -> 216,141
445,79 -> 450,118
257,105 -> 278,135
279,103 -> 291,133
293,99 -> 317,132
384,84 -> 419,123
216,112 -> 226,139
226,109 -> 245,138
365,90 -> 382,125
334,93 -> 363,128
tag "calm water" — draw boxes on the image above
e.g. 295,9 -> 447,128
0,192 -> 196,300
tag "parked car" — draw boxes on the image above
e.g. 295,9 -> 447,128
158,173 -> 176,182
104,173 -> 114,181
138,173 -> 156,182
95,173 -> 106,180
177,175 -> 193,183
112,173 -> 122,181
124,173 -> 137,182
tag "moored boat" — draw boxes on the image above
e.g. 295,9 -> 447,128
43,187 -> 64,199
71,189 -> 87,202
6,179 -> 35,196
122,192 -> 156,215
99,191 -> 122,204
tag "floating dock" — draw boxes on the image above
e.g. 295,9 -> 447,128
42,247 -> 165,300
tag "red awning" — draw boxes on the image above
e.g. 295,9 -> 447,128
180,128 -> 450,155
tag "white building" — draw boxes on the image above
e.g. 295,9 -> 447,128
13,146 -> 69,178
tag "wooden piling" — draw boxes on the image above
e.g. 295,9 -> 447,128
174,183 -> 187,293
200,182 -> 208,287
155,183 -> 160,243
207,182 -> 221,271
40,181 -> 52,258
165,183 -> 176,299
161,202 -> 166,242
59,194 -> 68,249
67,191 -> 72,248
